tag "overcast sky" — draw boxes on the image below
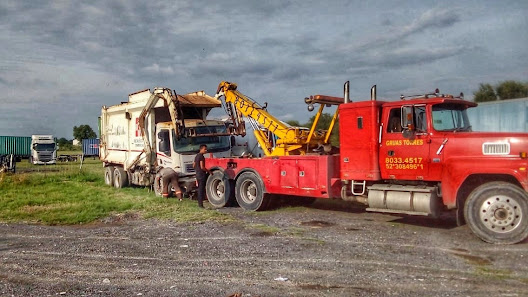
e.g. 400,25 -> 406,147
1,0 -> 527,139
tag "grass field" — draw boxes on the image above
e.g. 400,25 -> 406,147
0,153 -> 230,225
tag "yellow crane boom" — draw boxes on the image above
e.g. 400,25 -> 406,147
215,81 -> 341,156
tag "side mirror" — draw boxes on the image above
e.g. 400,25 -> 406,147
401,106 -> 414,130
401,105 -> 415,139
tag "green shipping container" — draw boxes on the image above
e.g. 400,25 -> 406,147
0,136 -> 32,158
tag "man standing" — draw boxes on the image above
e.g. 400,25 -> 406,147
193,144 -> 210,208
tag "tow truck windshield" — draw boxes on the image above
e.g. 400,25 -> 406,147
172,125 -> 230,154
432,103 -> 472,132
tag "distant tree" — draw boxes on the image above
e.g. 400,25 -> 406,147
57,138 -> 75,151
305,113 -> 335,130
473,83 -> 497,102
57,137 -> 71,146
304,113 -> 339,146
73,125 -> 97,142
285,120 -> 302,127
496,80 -> 528,100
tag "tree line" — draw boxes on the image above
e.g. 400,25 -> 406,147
473,80 -> 528,102
57,125 -> 97,151
286,113 -> 340,147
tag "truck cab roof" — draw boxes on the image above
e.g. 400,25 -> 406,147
381,97 -> 477,108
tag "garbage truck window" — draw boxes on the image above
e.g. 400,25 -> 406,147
158,130 -> 171,156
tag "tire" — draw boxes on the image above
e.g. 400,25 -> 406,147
206,171 -> 235,208
104,166 -> 114,186
464,181 -> 528,244
113,166 -> 128,189
154,173 -> 163,197
235,172 -> 269,211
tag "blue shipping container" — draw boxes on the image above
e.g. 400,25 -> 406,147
82,138 -> 100,156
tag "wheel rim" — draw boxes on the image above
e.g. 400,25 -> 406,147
114,173 -> 120,187
479,194 -> 523,233
212,179 -> 225,199
240,179 -> 257,204
105,171 -> 111,184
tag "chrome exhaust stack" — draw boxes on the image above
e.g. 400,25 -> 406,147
344,81 -> 350,103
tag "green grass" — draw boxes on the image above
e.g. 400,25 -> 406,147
248,223 -> 281,234
0,158 -> 231,225
474,267 -> 513,280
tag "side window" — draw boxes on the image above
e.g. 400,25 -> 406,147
387,108 -> 402,133
158,130 -> 171,156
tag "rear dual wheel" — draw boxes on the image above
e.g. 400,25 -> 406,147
235,172 -> 270,211
465,182 -> 528,244
113,166 -> 128,188
104,166 -> 114,186
104,166 -> 128,188
206,171 -> 235,208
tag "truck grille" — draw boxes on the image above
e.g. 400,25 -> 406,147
38,152 -> 53,162
185,163 -> 195,173
482,142 -> 510,155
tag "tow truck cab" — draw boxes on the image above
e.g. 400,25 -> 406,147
339,91 -> 528,244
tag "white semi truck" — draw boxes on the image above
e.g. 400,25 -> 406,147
30,135 -> 57,165
99,87 -> 232,196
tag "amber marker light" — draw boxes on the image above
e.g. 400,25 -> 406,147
520,152 -> 528,159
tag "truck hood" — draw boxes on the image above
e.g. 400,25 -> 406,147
439,131 -> 528,159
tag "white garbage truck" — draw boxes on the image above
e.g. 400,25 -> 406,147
99,87 -> 232,196
30,135 -> 58,165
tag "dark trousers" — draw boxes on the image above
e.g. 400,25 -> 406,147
197,177 -> 206,206
162,173 -> 181,199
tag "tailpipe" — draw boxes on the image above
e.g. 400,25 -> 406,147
371,85 -> 377,101
344,81 -> 350,103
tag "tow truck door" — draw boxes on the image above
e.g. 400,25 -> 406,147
379,105 -> 430,180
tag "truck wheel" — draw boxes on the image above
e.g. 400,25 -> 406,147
235,172 -> 269,211
104,166 -> 114,186
154,173 -> 163,197
113,166 -> 128,189
206,171 -> 235,208
464,182 -> 528,244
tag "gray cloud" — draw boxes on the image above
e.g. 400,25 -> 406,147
0,1 -> 526,138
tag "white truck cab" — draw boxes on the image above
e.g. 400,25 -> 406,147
30,135 -> 57,165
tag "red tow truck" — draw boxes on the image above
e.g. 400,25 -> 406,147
205,81 -> 528,244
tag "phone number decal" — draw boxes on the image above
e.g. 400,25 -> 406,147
385,157 -> 423,170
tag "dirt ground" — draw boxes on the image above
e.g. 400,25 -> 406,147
1,200 -> 527,297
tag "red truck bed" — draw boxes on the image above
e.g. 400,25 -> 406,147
207,154 -> 342,199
